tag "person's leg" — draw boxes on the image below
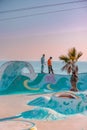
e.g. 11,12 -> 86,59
48,66 -> 50,73
50,66 -> 54,74
41,64 -> 44,73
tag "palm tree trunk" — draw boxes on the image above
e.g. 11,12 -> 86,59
70,73 -> 78,92
70,80 -> 78,91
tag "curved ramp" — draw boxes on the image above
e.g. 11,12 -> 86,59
0,61 -> 36,92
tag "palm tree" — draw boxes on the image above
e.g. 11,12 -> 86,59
59,47 -> 83,91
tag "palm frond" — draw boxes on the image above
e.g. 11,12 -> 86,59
59,47 -> 82,75
61,62 -> 72,74
61,64 -> 67,71
72,65 -> 78,74
59,55 -> 70,63
67,66 -> 72,74
76,52 -> 83,61
75,65 -> 78,73
68,47 -> 77,61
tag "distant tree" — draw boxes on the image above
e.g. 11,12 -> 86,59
59,47 -> 83,91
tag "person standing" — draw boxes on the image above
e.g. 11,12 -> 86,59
41,54 -> 45,73
47,57 -> 54,74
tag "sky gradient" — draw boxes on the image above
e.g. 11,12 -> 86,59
0,0 -> 87,61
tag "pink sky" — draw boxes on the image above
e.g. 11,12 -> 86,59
0,0 -> 87,61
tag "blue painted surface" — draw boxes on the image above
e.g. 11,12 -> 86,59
0,61 -> 87,95
0,61 -> 87,120
27,92 -> 87,116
